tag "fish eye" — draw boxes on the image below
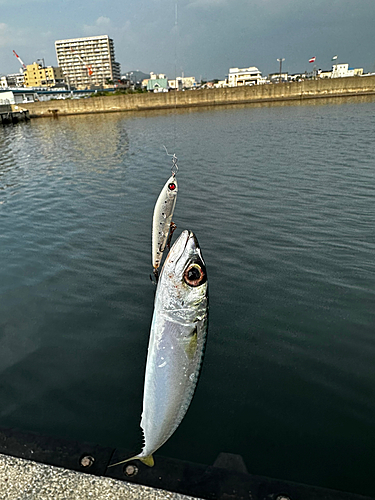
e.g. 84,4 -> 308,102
183,263 -> 206,287
168,182 -> 176,191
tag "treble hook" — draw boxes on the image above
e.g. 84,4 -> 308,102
163,145 -> 178,177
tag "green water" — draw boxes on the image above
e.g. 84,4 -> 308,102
1,97 -> 375,496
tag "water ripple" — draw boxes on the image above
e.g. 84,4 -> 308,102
1,101 -> 375,495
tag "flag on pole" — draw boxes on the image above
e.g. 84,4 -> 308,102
332,55 -> 338,60
309,56 -> 316,63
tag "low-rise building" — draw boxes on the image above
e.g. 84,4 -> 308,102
318,69 -> 332,79
168,76 -> 197,90
331,64 -> 363,78
228,66 -> 262,86
146,72 -> 168,91
0,73 -> 25,89
0,89 -> 38,104
214,79 -> 228,88
268,72 -> 288,83
288,73 -> 304,82
23,62 -> 65,88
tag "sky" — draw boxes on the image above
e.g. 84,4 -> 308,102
1,0 -> 375,81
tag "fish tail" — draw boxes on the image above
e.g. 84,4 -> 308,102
108,454 -> 154,468
139,455 -> 154,467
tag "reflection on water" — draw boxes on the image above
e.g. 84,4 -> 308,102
0,113 -> 130,198
29,113 -> 129,172
1,100 -> 375,497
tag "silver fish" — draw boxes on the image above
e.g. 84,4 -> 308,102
152,175 -> 178,278
113,230 -> 208,468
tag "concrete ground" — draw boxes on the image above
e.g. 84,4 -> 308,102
0,453 -> 200,500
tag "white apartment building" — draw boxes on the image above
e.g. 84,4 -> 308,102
331,64 -> 363,78
228,66 -> 262,87
55,35 -> 121,89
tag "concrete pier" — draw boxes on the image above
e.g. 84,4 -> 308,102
0,453 -> 197,500
0,424 -> 373,500
0,104 -> 30,125
13,76 -> 375,118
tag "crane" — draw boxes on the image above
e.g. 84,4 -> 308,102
70,47 -> 93,76
13,50 -> 27,70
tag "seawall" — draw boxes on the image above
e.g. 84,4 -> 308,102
14,76 -> 375,117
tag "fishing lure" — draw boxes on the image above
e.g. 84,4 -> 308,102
151,149 -> 179,281
151,174 -> 178,281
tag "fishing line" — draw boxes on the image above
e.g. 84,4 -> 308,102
173,1 -> 178,153
163,1 -> 179,169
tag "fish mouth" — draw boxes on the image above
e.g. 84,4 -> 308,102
187,231 -> 199,249
167,230 -> 203,269
181,231 -> 199,255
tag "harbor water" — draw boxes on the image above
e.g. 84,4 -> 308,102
1,97 -> 375,496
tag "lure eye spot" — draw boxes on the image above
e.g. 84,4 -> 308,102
184,264 -> 206,287
168,183 -> 176,191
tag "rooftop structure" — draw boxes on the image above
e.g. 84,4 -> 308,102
55,35 -> 121,89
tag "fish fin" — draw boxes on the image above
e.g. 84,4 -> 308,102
139,455 -> 154,467
108,455 -> 138,467
185,327 -> 198,360
108,454 -> 154,468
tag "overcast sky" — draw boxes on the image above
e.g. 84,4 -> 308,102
1,0 -> 375,80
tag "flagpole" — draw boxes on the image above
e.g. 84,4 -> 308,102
277,57 -> 285,83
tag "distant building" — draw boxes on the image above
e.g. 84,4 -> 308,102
268,72 -> 288,83
331,63 -> 363,78
55,35 -> 121,89
168,76 -> 197,90
146,72 -> 168,91
319,69 -> 332,79
200,81 -> 215,89
288,73 -> 304,81
214,79 -> 228,88
0,73 -> 25,89
0,89 -> 38,105
228,66 -> 262,86
0,90 -> 15,104
23,62 -> 65,88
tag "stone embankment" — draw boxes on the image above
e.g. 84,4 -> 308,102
14,76 -> 375,118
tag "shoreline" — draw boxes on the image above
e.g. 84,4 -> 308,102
13,76 -> 375,118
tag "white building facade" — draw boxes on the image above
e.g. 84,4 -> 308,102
0,73 -> 25,89
168,76 -> 197,90
331,64 -> 363,78
228,66 -> 262,86
55,35 -> 121,89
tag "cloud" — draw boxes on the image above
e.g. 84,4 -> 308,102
83,16 -> 111,36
